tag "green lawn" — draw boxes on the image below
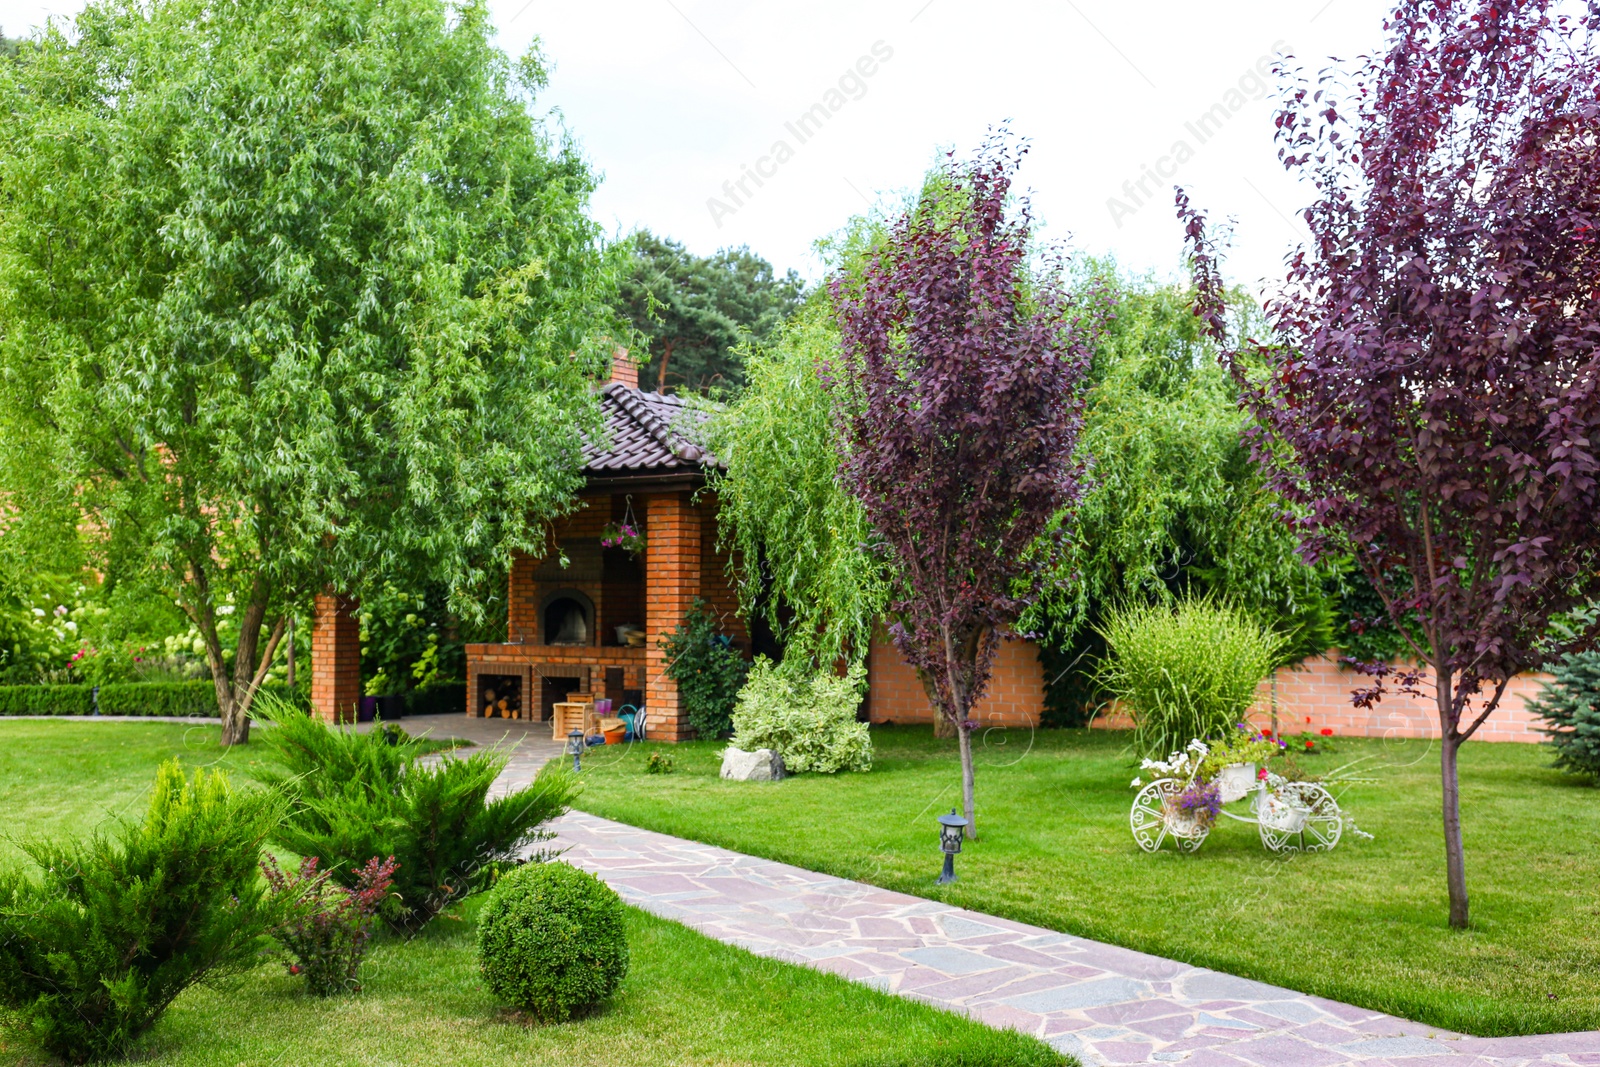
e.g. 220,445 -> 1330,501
570,724 -> 1600,1038
0,722 -> 1066,1067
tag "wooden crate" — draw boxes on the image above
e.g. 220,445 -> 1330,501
550,701 -> 591,741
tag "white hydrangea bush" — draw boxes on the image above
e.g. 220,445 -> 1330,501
729,658 -> 872,774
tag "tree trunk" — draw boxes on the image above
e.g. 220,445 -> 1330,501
956,719 -> 977,840
657,339 -> 674,393
219,687 -> 251,746
1440,726 -> 1469,929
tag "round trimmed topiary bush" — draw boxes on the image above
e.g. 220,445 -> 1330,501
477,860 -> 628,1020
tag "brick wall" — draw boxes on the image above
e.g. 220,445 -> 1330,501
866,633 -> 1552,742
310,593 -> 360,724
867,629 -> 1047,729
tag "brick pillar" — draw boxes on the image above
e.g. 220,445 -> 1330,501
311,593 -> 360,724
644,492 -> 700,742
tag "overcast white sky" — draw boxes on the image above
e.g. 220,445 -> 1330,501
0,0 -> 1398,292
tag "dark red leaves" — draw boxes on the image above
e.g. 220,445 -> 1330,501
1182,0 -> 1600,739
827,130 -> 1107,721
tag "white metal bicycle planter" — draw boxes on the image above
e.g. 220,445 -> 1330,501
1129,762 -> 1345,855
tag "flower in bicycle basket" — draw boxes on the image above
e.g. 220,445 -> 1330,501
1175,779 -> 1223,828
1257,766 -> 1269,781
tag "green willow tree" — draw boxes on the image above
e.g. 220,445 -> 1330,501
1021,267 -> 1333,725
707,297 -> 889,673
0,0 -> 621,744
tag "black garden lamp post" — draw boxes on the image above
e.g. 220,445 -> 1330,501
936,808 -> 968,885
567,728 -> 585,773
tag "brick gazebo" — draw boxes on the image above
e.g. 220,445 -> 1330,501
309,355 -> 747,741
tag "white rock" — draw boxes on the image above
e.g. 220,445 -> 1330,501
720,746 -> 786,782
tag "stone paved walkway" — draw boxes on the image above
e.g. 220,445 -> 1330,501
546,811 -> 1600,1067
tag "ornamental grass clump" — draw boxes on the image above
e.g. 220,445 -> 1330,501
251,696 -> 578,933
1096,599 -> 1287,760
729,658 -> 872,773
477,861 -> 629,1022
0,761 -> 289,1064
261,855 -> 397,996
1529,651 -> 1600,782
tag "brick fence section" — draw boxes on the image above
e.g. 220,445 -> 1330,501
867,634 -> 1552,742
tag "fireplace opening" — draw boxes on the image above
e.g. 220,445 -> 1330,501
541,589 -> 594,646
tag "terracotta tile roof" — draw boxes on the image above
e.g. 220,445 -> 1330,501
582,383 -> 722,477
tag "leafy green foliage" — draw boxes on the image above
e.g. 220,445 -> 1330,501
0,761 -> 289,1063
1020,267 -> 1334,725
0,0 -> 621,739
661,599 -> 750,739
250,698 -> 578,932
1095,599 -> 1288,759
1529,652 -> 1600,782
477,861 -> 629,1021
1324,560 -> 1412,663
706,299 -> 889,673
617,230 -> 804,395
357,579 -> 501,697
730,658 -> 872,773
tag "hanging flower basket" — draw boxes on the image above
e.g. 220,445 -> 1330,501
601,521 -> 646,558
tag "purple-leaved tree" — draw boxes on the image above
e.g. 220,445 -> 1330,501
829,136 -> 1107,838
1181,0 -> 1600,927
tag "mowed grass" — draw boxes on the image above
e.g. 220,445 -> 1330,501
0,722 -> 1067,1067
570,724 -> 1600,1037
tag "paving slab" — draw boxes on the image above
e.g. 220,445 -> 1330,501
545,810 -> 1600,1067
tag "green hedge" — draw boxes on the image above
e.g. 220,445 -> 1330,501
0,681 -> 305,717
0,685 -> 95,716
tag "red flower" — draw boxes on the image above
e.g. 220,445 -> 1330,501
1305,740 -> 1314,749
1320,728 -> 1333,737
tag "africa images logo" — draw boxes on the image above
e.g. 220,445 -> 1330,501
707,40 -> 895,228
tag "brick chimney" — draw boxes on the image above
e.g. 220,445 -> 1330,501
609,346 -> 639,389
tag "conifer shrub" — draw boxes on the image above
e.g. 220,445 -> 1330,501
730,658 -> 872,773
1529,651 -> 1600,782
251,697 -> 579,932
477,861 -> 628,1021
0,761 -> 289,1064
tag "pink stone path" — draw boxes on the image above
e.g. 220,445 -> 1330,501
546,812 -> 1599,1067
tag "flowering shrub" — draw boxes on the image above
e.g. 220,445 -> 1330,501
261,855 -> 397,996
729,658 -> 871,774
645,751 -> 675,774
